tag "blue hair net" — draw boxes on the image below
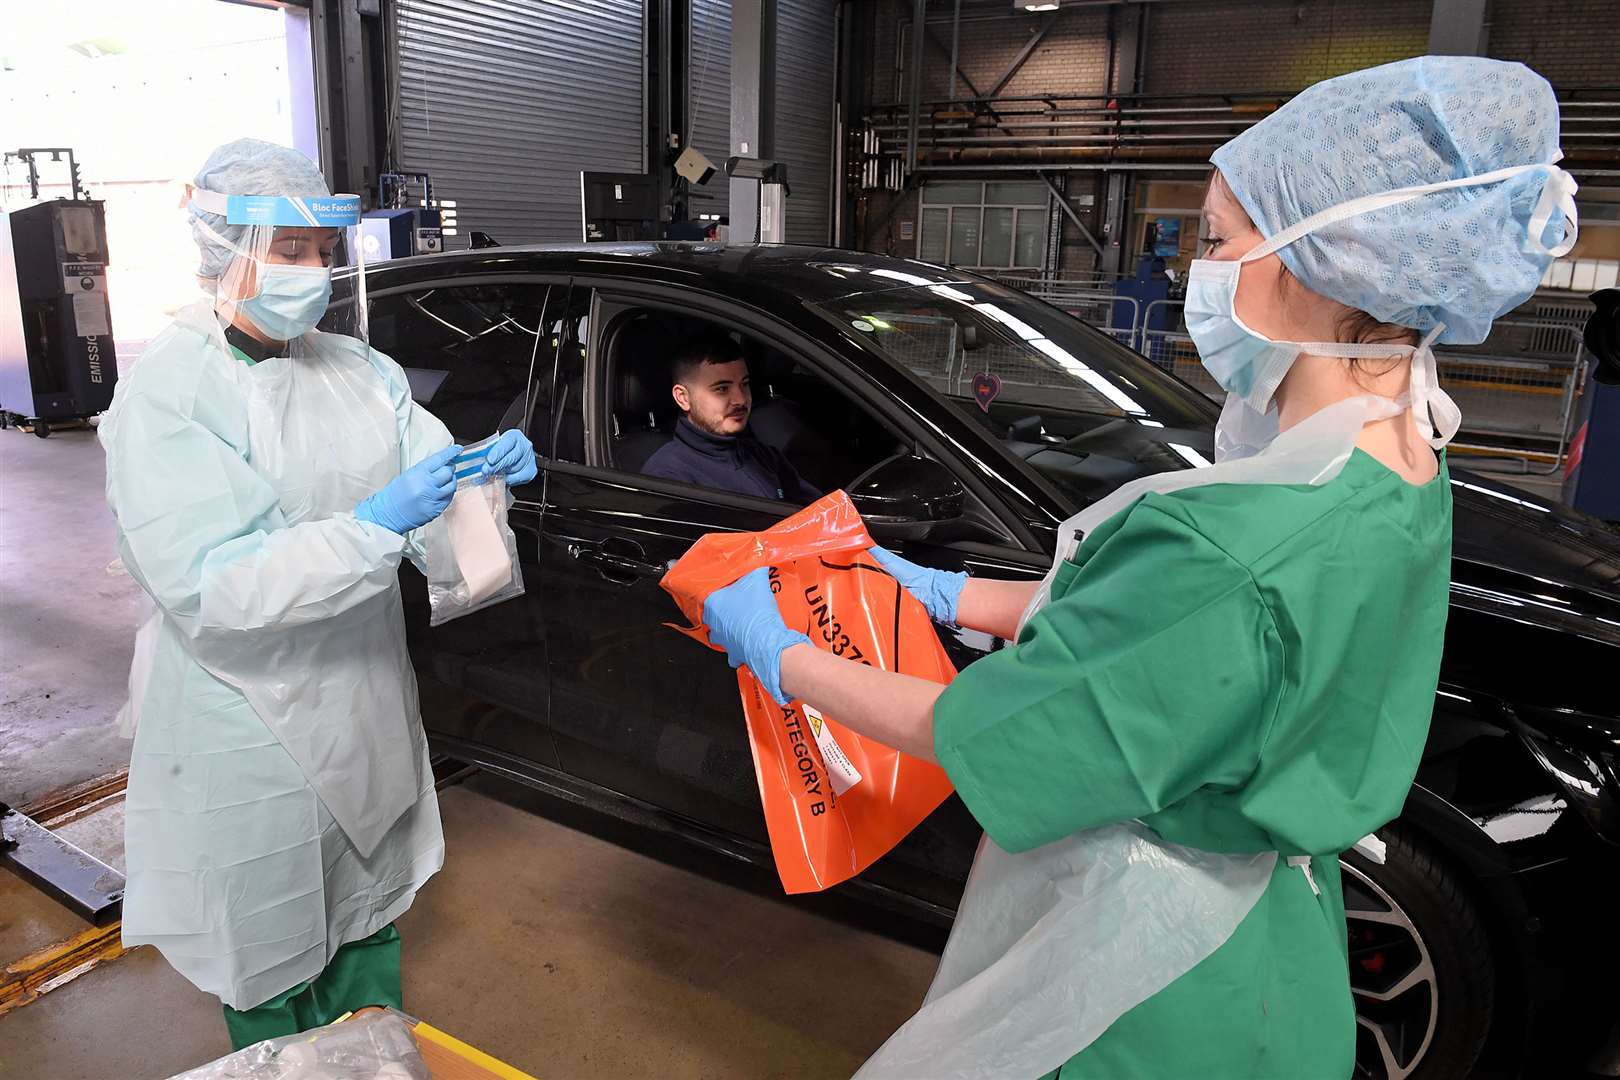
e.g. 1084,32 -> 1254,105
188,138 -> 331,284
1211,57 -> 1573,345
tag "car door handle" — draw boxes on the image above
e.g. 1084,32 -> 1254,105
568,539 -> 671,581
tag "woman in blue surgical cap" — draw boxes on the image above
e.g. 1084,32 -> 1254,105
99,138 -> 536,1047
698,58 -> 1577,1078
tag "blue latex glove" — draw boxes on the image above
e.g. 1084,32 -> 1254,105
869,545 -> 968,626
354,443 -> 462,535
480,429 -> 539,486
703,567 -> 812,706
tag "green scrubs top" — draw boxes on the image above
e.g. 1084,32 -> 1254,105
934,450 -> 1453,1079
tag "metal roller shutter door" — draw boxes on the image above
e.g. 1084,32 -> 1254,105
688,0 -> 732,221
395,0 -> 645,245
774,0 -> 834,246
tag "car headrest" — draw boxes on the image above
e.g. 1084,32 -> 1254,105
617,361 -> 668,421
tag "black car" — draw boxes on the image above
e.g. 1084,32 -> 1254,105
326,243 -> 1620,1080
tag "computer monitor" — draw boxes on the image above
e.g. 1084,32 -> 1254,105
580,172 -> 659,242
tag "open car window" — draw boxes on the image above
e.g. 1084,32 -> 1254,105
807,282 -> 1220,508
602,307 -> 906,503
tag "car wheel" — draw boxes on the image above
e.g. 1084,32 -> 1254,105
1344,826 -> 1496,1080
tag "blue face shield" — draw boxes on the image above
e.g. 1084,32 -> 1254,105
188,190 -> 365,343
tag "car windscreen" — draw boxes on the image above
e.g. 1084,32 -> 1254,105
807,282 -> 1219,508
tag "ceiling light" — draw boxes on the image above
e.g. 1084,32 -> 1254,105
1020,1 -> 1060,10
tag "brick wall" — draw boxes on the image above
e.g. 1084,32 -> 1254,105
920,7 -> 1112,100
867,5 -> 1116,106
1141,0 -> 1432,95
1487,0 -> 1620,88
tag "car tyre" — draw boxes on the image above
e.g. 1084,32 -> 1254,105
1344,825 -> 1496,1080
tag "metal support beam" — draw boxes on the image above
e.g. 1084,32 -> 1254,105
988,14 -> 1057,99
310,0 -> 386,198
650,0 -> 691,224
1098,169 -> 1132,275
1110,1 -> 1141,96
949,0 -> 961,101
1428,0 -> 1489,56
835,0 -> 866,247
1040,170 -> 1102,256
731,0 -> 777,241
907,0 -> 927,174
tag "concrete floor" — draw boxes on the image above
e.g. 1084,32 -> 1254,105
0,422 -> 144,806
1,775 -> 939,1079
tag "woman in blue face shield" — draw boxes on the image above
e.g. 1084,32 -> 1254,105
698,58 -> 1577,1078
100,138 -> 537,1048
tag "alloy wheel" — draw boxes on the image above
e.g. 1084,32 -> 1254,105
1344,859 -> 1441,1079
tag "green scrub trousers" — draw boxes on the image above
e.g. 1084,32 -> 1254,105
221,924 -> 403,1050
933,451 -> 1453,1078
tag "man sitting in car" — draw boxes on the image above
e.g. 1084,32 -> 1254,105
643,333 -> 822,503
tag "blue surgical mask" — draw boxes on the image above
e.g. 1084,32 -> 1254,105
238,262 -> 332,342
1183,258 -> 1305,412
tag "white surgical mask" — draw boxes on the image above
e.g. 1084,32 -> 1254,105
237,262 -> 332,342
1186,158 -> 1578,453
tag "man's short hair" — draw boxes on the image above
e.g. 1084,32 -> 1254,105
672,332 -> 745,386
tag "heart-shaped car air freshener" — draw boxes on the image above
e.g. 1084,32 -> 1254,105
972,372 -> 1002,413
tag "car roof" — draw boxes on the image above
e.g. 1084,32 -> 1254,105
347,242 -> 978,304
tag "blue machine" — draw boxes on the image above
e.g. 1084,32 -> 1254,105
1562,289 -> 1620,522
356,172 -> 444,262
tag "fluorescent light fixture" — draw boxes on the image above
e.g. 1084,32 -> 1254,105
1020,1 -> 1060,9
1137,418 -> 1165,428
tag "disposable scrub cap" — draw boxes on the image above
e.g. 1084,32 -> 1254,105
1211,57 -> 1577,346
188,138 -> 334,285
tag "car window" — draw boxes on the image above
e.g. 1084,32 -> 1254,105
808,282 -> 1220,508
602,306 -> 903,503
369,282 -> 555,444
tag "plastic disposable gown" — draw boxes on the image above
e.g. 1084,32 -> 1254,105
101,301 -> 451,1010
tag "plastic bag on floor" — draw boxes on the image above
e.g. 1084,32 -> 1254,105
662,490 -> 958,893
423,435 -> 525,627
167,1008 -> 430,1080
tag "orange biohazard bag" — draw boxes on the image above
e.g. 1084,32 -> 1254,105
661,491 -> 958,893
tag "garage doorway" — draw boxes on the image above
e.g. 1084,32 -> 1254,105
0,0 -> 319,371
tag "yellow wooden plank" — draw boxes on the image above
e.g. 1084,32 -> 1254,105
0,921 -> 126,1016
413,1021 -> 540,1080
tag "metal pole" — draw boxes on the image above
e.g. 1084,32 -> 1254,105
949,0 -> 961,102
907,0 -> 926,175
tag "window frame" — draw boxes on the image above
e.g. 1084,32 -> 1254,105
918,181 -> 1051,274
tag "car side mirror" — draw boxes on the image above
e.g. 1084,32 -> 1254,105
848,453 -> 965,540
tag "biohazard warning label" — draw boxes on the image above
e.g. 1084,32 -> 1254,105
662,490 -> 959,893
804,705 -> 863,795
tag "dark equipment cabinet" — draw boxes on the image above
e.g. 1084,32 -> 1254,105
1,199 -> 118,436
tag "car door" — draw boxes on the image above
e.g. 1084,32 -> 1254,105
536,285 -> 1047,907
367,276 -> 566,772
